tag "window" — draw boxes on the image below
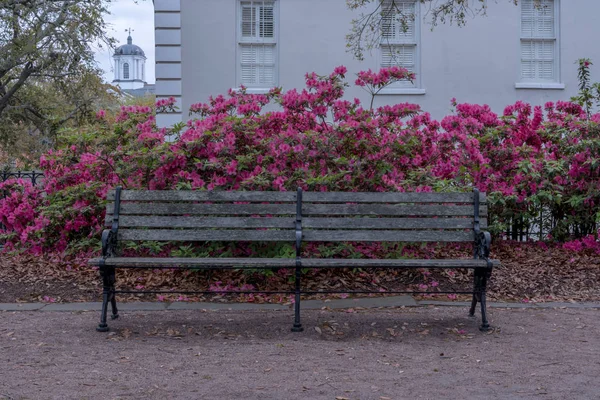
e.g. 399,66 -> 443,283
238,1 -> 276,88
380,0 -> 421,91
519,0 -> 560,85
123,63 -> 130,80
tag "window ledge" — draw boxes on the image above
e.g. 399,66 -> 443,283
377,88 -> 427,95
515,82 -> 565,90
232,87 -> 272,94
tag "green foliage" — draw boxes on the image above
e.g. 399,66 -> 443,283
571,59 -> 600,118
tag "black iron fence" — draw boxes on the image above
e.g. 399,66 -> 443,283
497,205 -> 598,243
0,170 -> 44,187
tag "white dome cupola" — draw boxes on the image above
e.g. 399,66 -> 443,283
112,29 -> 147,90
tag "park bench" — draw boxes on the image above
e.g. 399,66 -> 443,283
89,187 -> 499,332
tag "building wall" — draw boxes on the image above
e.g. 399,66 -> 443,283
155,0 -> 600,127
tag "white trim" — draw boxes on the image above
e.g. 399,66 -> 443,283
155,29 -> 181,45
154,0 -> 181,12
157,114 -> 183,129
155,12 -> 181,28
155,80 -> 182,96
378,88 -> 426,95
232,87 -> 271,94
515,82 -> 565,89
154,0 -> 181,129
156,63 -> 182,79
156,46 -> 181,62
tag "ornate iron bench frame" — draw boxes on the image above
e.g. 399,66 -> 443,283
89,187 -> 499,332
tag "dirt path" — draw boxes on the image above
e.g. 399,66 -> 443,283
1,306 -> 599,400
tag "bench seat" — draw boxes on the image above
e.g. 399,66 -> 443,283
90,257 -> 499,269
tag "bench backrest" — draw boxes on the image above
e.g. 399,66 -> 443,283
106,190 -> 298,242
301,192 -> 486,242
105,189 -> 487,243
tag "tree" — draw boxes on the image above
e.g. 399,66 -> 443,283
346,0 -> 523,60
0,67 -> 119,165
0,0 -> 120,162
0,0 -> 114,116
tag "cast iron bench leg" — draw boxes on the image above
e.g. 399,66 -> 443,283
471,268 -> 491,331
469,273 -> 480,317
479,269 -> 491,331
97,267 -> 117,332
109,268 -> 119,320
291,265 -> 303,332
97,269 -> 110,332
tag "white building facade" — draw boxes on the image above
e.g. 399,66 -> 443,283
154,0 -> 600,128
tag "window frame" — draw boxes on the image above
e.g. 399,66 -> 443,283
236,0 -> 279,92
378,0 -> 425,95
516,0 -> 564,89
123,62 -> 130,80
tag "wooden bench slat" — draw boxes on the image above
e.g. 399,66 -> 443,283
108,203 -> 297,216
302,230 -> 474,242
89,257 -> 296,267
106,216 -> 295,229
119,229 -> 295,242
303,217 -> 487,229
302,204 -> 486,216
106,190 -> 486,204
105,215 -> 488,229
303,192 -> 486,203
107,190 -> 297,202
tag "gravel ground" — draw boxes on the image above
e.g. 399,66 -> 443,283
0,306 -> 599,400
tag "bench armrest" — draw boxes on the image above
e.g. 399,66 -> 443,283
101,229 -> 117,258
475,231 -> 491,262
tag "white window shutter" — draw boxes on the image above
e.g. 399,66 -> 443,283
259,5 -> 274,38
381,1 -> 415,43
381,45 -> 415,87
241,4 -> 256,38
381,11 -> 396,40
240,44 -> 275,86
538,40 -> 555,79
520,0 -> 558,83
382,45 -> 415,69
241,46 -> 257,84
537,12 -> 554,38
379,1 -> 419,89
521,0 -> 535,37
395,1 -> 415,41
520,41 -> 535,79
521,0 -> 554,38
238,1 -> 277,87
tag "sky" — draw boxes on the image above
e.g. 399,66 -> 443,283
93,0 -> 156,84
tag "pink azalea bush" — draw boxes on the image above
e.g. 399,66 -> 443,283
0,66 -> 598,258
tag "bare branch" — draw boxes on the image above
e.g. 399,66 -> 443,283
347,0 -> 505,60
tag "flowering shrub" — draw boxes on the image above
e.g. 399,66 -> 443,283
0,66 -> 598,257
0,179 -> 48,254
